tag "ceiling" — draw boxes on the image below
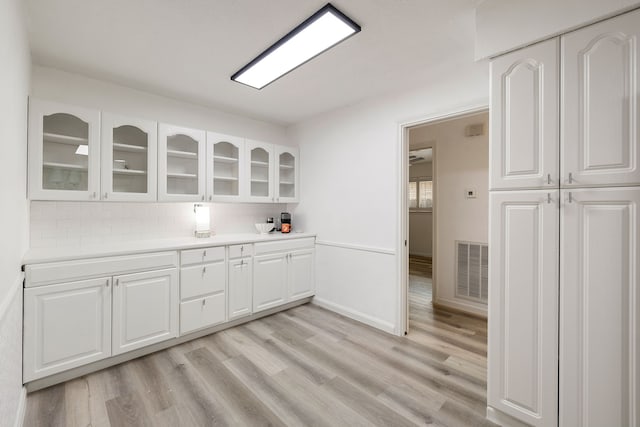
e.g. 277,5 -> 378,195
25,0 -> 480,126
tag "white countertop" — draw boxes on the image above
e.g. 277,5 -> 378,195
23,232 -> 317,265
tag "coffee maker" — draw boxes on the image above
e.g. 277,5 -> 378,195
281,212 -> 291,233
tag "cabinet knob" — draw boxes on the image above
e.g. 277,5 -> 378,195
203,266 -> 207,274
104,192 -> 108,199
209,195 -> 212,201
202,299 -> 206,306
92,192 -> 97,199
203,250 -> 207,257
568,172 -> 573,184
547,174 -> 551,185
202,195 -> 205,201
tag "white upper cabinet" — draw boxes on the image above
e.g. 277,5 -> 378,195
490,39 -> 559,191
158,124 -> 206,202
101,113 -> 157,201
246,140 -> 275,202
275,146 -> 299,203
561,9 -> 640,188
206,132 -> 245,202
488,190 -> 559,426
28,99 -> 101,200
559,187 -> 640,427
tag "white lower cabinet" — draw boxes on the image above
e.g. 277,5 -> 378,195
112,268 -> 178,355
228,257 -> 252,320
180,294 -> 226,335
23,277 -> 112,382
253,239 -> 316,313
253,253 -> 288,313
288,249 -> 315,301
560,187 -> 640,426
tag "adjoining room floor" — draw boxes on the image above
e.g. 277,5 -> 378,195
25,303 -> 492,427
409,254 -> 433,306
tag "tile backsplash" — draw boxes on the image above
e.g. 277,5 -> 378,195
30,201 -> 287,248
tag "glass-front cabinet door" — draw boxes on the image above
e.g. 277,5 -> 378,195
28,99 -> 100,200
206,132 -> 245,202
101,113 -> 157,201
275,146 -> 299,203
158,124 -> 206,202
246,140 -> 274,202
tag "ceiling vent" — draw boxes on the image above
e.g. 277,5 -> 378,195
465,123 -> 484,137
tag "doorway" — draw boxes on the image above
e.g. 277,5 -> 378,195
399,107 -> 489,335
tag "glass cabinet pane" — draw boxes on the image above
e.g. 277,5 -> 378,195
250,148 -> 270,197
166,134 -> 199,195
278,152 -> 295,198
112,125 -> 148,194
42,113 -> 89,191
213,141 -> 240,196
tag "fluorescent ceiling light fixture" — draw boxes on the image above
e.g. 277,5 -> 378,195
231,3 -> 361,89
75,145 -> 88,155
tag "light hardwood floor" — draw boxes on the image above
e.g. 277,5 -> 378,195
24,277 -> 491,426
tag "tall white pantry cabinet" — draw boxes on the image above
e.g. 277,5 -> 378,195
488,9 -> 640,427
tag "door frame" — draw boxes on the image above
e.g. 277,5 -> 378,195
397,104 -> 489,335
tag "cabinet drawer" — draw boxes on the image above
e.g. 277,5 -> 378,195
254,237 -> 315,255
180,293 -> 225,335
228,243 -> 253,259
25,251 -> 178,287
180,260 -> 225,300
181,246 -> 225,266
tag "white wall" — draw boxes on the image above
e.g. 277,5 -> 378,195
409,161 -> 432,257
0,0 -> 30,424
475,0 -> 640,58
410,113 -> 489,315
289,61 -> 489,334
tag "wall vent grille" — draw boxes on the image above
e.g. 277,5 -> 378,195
455,241 -> 488,303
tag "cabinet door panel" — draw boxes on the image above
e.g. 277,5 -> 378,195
101,113 -> 157,201
288,249 -> 314,301
28,99 -> 101,201
180,260 -> 225,300
560,187 -> 640,426
253,253 -> 287,312
562,9 -> 640,187
112,268 -> 178,355
246,140 -> 275,202
23,277 -> 111,382
490,39 -> 559,190
206,132 -> 245,202
228,258 -> 252,320
488,190 -> 558,426
158,124 -> 206,202
275,145 -> 299,203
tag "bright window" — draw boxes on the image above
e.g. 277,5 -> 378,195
409,178 -> 432,211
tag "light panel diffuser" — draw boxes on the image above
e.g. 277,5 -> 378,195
231,3 -> 361,90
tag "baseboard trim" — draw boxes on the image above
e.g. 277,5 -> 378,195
315,240 -> 396,256
14,387 -> 26,427
486,406 -> 530,427
312,297 -> 396,334
0,273 -> 23,326
433,297 -> 487,319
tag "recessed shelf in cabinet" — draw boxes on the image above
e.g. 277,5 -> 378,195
279,164 -> 294,170
213,176 -> 238,182
251,160 -> 269,167
43,162 -> 88,171
167,172 -> 197,179
251,178 -> 269,183
167,150 -> 197,159
213,155 -> 239,164
113,143 -> 148,153
43,132 -> 88,146
280,181 -> 294,185
113,169 -> 147,176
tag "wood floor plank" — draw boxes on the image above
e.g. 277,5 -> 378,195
105,391 -> 152,427
184,346 -> 286,427
24,383 -> 66,427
